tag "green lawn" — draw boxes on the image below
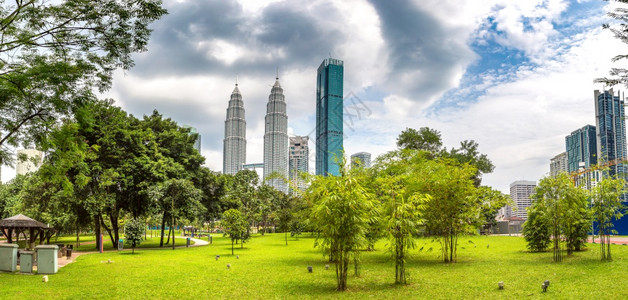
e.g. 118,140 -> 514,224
1,234 -> 627,299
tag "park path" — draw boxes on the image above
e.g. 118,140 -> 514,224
587,236 -> 628,245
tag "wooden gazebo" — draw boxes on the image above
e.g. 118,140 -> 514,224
0,214 -> 56,248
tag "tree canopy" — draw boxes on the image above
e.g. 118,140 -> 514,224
0,0 -> 167,165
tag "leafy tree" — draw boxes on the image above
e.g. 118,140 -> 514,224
530,174 -> 590,262
563,184 -> 590,254
221,209 -> 248,255
374,149 -> 480,263
522,205 -> 551,252
308,160 -> 375,291
196,168 -> 228,231
396,128 -> 494,186
0,174 -> 31,219
149,178 -> 205,249
124,218 -> 144,254
591,177 -> 627,261
443,140 -> 495,186
0,0 -> 166,164
396,127 -> 443,153
476,186 -> 512,234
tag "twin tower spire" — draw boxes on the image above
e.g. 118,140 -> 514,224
222,76 -> 288,193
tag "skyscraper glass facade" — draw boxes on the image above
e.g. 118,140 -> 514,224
316,58 -> 343,176
263,78 -> 289,193
223,84 -> 246,175
565,125 -> 597,173
595,89 -> 627,177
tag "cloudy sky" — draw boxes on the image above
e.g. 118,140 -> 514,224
3,0 -> 627,193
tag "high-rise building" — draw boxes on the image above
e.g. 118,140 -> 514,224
595,89 -> 628,234
595,89 -> 627,176
565,125 -> 597,173
16,149 -> 43,175
183,125 -> 201,154
509,180 -> 536,220
289,136 -> 309,192
549,152 -> 568,176
316,58 -> 344,176
223,83 -> 246,175
263,77 -> 289,193
351,152 -> 371,168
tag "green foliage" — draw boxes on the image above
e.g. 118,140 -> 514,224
386,193 -> 428,284
396,127 -> 443,153
308,159 -> 375,291
522,206 -> 551,252
149,178 -> 205,248
0,0 -> 166,162
124,218 -> 144,254
2,235 -> 627,298
476,186 -> 512,234
221,209 -> 249,255
529,173 -> 591,262
591,177 -> 627,261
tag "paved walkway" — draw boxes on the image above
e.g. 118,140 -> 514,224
587,236 -> 628,245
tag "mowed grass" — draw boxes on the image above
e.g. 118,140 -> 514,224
1,234 -> 627,299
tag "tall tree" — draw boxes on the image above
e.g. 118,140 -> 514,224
0,0 -> 166,163
308,160 -> 375,291
591,177 -> 627,261
221,208 -> 248,255
149,178 -> 204,249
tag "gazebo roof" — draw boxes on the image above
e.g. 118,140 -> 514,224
0,214 -> 49,228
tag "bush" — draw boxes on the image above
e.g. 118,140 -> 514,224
522,207 -> 550,252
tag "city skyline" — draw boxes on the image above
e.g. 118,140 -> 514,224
1,0 -> 626,194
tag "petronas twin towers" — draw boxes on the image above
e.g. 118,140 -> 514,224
223,76 -> 289,193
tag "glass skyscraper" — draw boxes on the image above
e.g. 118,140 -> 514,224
263,77 -> 289,193
223,83 -> 246,175
565,125 -> 597,173
595,89 -> 627,177
316,58 -> 343,176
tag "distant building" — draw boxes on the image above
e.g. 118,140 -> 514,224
289,136 -> 309,192
316,58 -> 344,176
595,89 -> 628,234
16,149 -> 43,175
509,180 -> 536,220
351,152 -> 371,168
549,152 -> 568,177
223,83 -> 247,175
595,89 -> 627,176
183,125 -> 201,154
263,77 -> 289,193
565,125 -> 597,173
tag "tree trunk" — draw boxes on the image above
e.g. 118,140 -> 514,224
94,215 -> 101,250
76,223 -> 80,247
231,239 -> 234,255
160,213 -> 166,247
100,215 -> 115,249
110,212 -> 120,249
172,217 -> 175,250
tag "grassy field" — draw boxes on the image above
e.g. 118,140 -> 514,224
1,234 -> 627,299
